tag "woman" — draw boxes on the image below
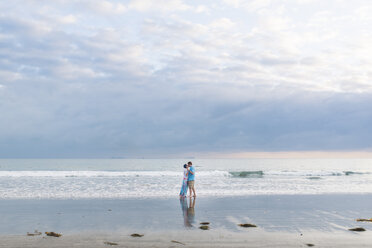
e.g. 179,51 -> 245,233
179,164 -> 188,198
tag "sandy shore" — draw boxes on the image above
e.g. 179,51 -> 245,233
1,195 -> 372,247
1,230 -> 372,248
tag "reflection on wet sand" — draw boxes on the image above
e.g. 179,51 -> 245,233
180,197 -> 196,228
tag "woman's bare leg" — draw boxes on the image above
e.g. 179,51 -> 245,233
192,187 -> 196,197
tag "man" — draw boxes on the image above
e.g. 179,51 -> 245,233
187,161 -> 196,197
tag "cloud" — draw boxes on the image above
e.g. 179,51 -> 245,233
1,0 -> 372,157
128,0 -> 190,12
0,70 -> 22,82
58,14 -> 77,24
209,18 -> 235,30
223,0 -> 272,12
92,1 -> 126,14
195,5 -> 210,14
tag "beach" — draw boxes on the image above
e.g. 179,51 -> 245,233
1,158 -> 372,247
3,0 -> 372,246
2,229 -> 372,248
1,194 -> 372,247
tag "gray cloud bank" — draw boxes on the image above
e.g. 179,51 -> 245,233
1,0 -> 372,158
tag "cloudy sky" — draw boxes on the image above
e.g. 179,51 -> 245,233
1,0 -> 372,158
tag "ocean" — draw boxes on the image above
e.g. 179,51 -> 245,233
0,158 -> 372,199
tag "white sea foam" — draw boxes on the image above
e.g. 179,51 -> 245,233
0,158 -> 372,199
0,169 -> 371,199
0,170 -> 229,178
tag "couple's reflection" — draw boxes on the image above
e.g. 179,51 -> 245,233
180,197 -> 196,227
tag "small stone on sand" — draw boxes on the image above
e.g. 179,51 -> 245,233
306,244 -> 315,247
104,241 -> 118,245
349,227 -> 366,232
200,222 -> 210,225
45,232 -> 62,237
131,233 -> 144,237
238,223 -> 257,228
199,225 -> 209,230
356,218 -> 372,222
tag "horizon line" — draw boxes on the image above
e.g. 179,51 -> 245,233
2,150 -> 372,159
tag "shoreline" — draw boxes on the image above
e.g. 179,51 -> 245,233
1,194 -> 372,247
1,229 -> 371,248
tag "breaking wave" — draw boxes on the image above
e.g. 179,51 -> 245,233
0,170 -> 368,178
229,171 -> 264,178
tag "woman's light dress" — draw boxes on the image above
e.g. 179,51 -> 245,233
179,169 -> 188,197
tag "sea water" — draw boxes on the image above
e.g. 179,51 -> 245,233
0,159 -> 372,199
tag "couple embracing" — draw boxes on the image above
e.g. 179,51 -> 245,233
179,161 -> 196,198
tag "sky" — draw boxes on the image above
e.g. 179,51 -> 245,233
1,0 -> 372,158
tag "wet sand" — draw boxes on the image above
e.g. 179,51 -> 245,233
1,194 -> 372,247
1,230 -> 372,248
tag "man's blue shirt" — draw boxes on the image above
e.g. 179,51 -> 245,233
187,166 -> 195,181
